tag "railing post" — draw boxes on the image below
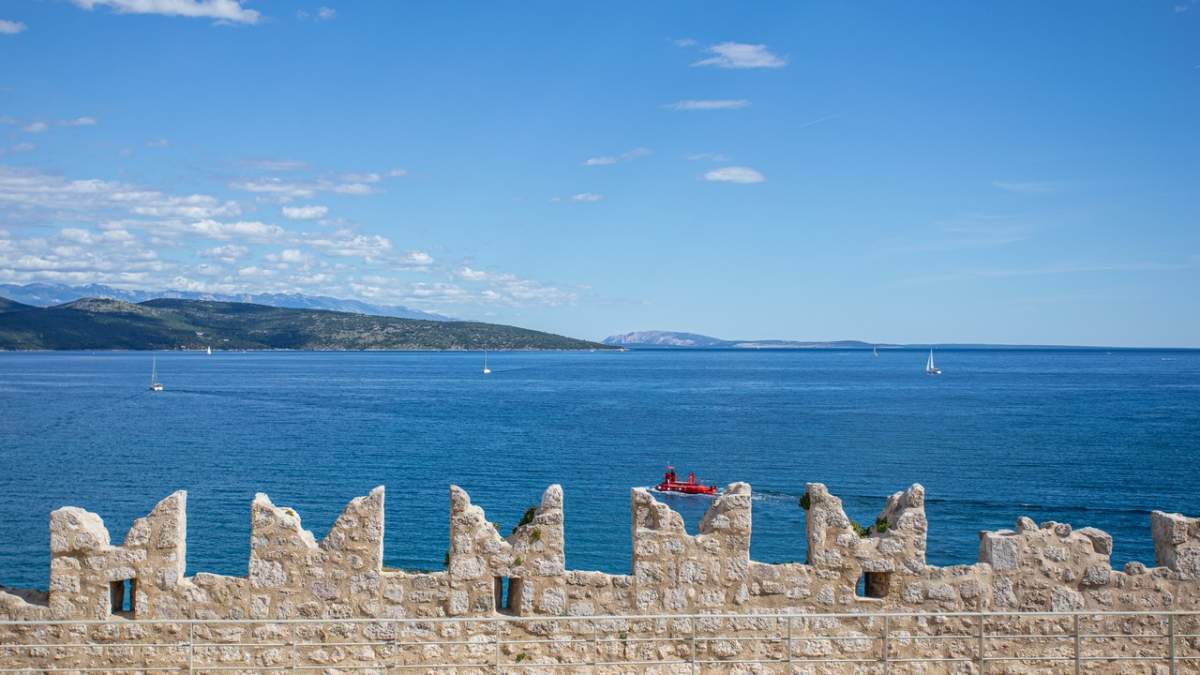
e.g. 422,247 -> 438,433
690,616 -> 698,674
187,623 -> 194,675
1073,613 -> 1081,675
977,612 -> 986,675
882,614 -> 890,674
391,619 -> 399,675
494,619 -> 501,674
785,615 -> 792,670
1169,613 -> 1177,675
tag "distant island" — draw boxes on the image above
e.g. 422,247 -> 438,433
0,297 -> 613,351
602,330 -> 879,349
600,330 -> 1158,350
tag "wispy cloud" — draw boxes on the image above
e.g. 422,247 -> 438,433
703,166 -> 765,184
571,192 -> 604,202
70,0 -> 260,25
992,180 -> 1064,194
243,159 -> 309,172
871,217 -> 1030,258
281,205 -> 328,220
146,138 -> 169,148
582,147 -> 651,166
230,171 -> 396,201
898,260 -> 1193,287
692,42 -> 786,69
22,122 -> 48,134
672,37 -> 697,47
664,99 -> 750,111
59,116 -> 97,127
297,6 -> 336,20
0,19 -> 27,34
686,152 -> 730,162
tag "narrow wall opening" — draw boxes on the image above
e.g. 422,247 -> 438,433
858,571 -> 890,599
493,576 -> 524,614
109,578 -> 136,617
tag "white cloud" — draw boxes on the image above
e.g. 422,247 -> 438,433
59,116 -> 97,127
388,168 -> 408,177
185,219 -> 284,242
230,177 -> 316,200
146,138 -> 169,148
317,6 -> 336,20
456,266 -> 489,281
22,121 -> 48,134
686,152 -> 730,162
275,248 -> 309,264
126,194 -> 241,219
402,250 -> 434,266
692,42 -> 786,69
0,166 -> 239,220
306,229 -> 393,260
71,0 -> 260,24
571,193 -> 604,202
237,265 -> 275,277
202,244 -> 248,262
0,19 -> 27,34
10,142 -> 35,153
664,99 -> 750,111
703,166 -> 766,184
582,147 -> 651,167
231,171 -> 397,201
673,37 -> 697,47
281,204 -> 328,220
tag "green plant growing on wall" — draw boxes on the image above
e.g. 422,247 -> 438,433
511,506 -> 537,534
799,493 -> 811,510
530,527 -> 542,543
851,521 -> 869,538
513,556 -> 524,567
515,653 -> 528,663
874,517 -> 889,534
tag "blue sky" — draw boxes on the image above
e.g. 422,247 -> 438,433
0,1 -> 1197,346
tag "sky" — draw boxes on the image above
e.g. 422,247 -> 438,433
0,1 -> 1198,346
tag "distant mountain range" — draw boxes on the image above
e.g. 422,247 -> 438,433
0,297 -> 612,351
602,331 -> 878,349
0,283 -> 450,322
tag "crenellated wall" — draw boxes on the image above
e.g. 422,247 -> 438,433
2,481 -> 1199,624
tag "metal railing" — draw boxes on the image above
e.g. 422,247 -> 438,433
0,610 -> 1196,672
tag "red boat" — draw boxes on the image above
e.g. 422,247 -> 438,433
654,466 -> 718,495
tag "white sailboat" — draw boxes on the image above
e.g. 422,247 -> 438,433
206,345 -> 212,356
873,345 -> 879,357
924,349 -> 942,376
149,357 -> 164,391
482,350 -> 491,375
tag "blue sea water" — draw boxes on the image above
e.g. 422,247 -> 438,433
0,349 -> 1197,591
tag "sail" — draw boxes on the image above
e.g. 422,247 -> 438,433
926,350 -> 934,371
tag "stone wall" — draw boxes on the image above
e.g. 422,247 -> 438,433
1,481 -> 1199,671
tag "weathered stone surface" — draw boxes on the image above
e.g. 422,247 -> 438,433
1,481 -> 1198,672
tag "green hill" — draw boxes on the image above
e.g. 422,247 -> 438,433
0,297 -> 613,351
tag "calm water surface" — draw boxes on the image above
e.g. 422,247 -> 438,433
0,349 -> 1197,590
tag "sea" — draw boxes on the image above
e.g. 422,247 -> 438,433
0,348 -> 1197,591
